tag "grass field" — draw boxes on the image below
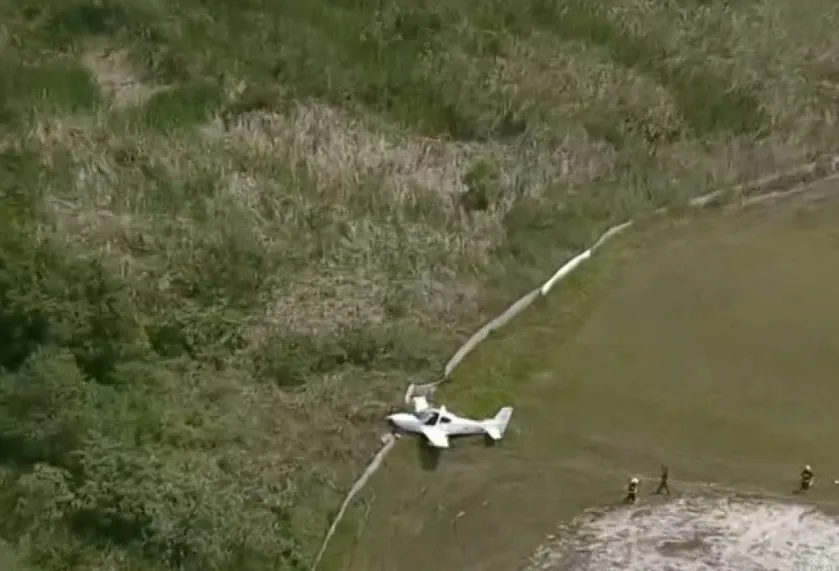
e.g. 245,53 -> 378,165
327,185 -> 839,571
1,0 -> 839,569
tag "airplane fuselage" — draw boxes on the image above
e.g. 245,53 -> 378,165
387,410 -> 486,437
386,399 -> 513,449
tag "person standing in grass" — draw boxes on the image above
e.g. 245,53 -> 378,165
800,464 -> 814,491
655,464 -> 670,495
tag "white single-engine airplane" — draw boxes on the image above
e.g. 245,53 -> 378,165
386,396 -> 513,449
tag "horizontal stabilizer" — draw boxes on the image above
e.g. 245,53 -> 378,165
484,406 -> 513,440
484,426 -> 502,440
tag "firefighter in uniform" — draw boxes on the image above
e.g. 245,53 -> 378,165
655,464 -> 670,495
800,464 -> 814,491
625,477 -> 640,503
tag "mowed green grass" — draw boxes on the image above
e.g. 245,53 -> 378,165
325,186 -> 839,571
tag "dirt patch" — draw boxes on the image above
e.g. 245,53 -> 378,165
527,496 -> 839,571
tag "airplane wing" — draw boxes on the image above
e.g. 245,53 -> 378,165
421,427 -> 450,448
412,396 -> 431,413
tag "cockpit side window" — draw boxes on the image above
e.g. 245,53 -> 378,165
423,412 -> 440,426
439,416 -> 452,424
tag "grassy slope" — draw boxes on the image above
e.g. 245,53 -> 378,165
333,187 -> 839,571
0,0 -> 837,569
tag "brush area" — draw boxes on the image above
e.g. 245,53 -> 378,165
0,0 -> 838,570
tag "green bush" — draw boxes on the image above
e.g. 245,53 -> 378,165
0,187 -> 307,571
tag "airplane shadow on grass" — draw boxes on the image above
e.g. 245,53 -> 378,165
414,434 -> 498,472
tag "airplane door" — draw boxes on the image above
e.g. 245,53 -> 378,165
439,415 -> 455,433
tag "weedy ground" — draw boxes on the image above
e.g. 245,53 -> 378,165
0,0 -> 837,570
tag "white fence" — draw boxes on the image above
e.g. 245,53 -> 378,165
310,154 -> 839,571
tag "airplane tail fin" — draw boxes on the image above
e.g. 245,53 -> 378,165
483,406 -> 513,440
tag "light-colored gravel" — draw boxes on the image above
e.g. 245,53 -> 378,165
527,495 -> 839,571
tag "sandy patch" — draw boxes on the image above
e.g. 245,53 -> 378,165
527,496 -> 839,571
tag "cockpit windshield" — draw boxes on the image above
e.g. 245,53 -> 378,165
422,412 -> 440,426
415,408 -> 432,422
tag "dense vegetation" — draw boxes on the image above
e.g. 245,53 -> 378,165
0,149 -> 307,570
0,0 -> 837,569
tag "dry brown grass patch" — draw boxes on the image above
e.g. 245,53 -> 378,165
81,48 -> 164,108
